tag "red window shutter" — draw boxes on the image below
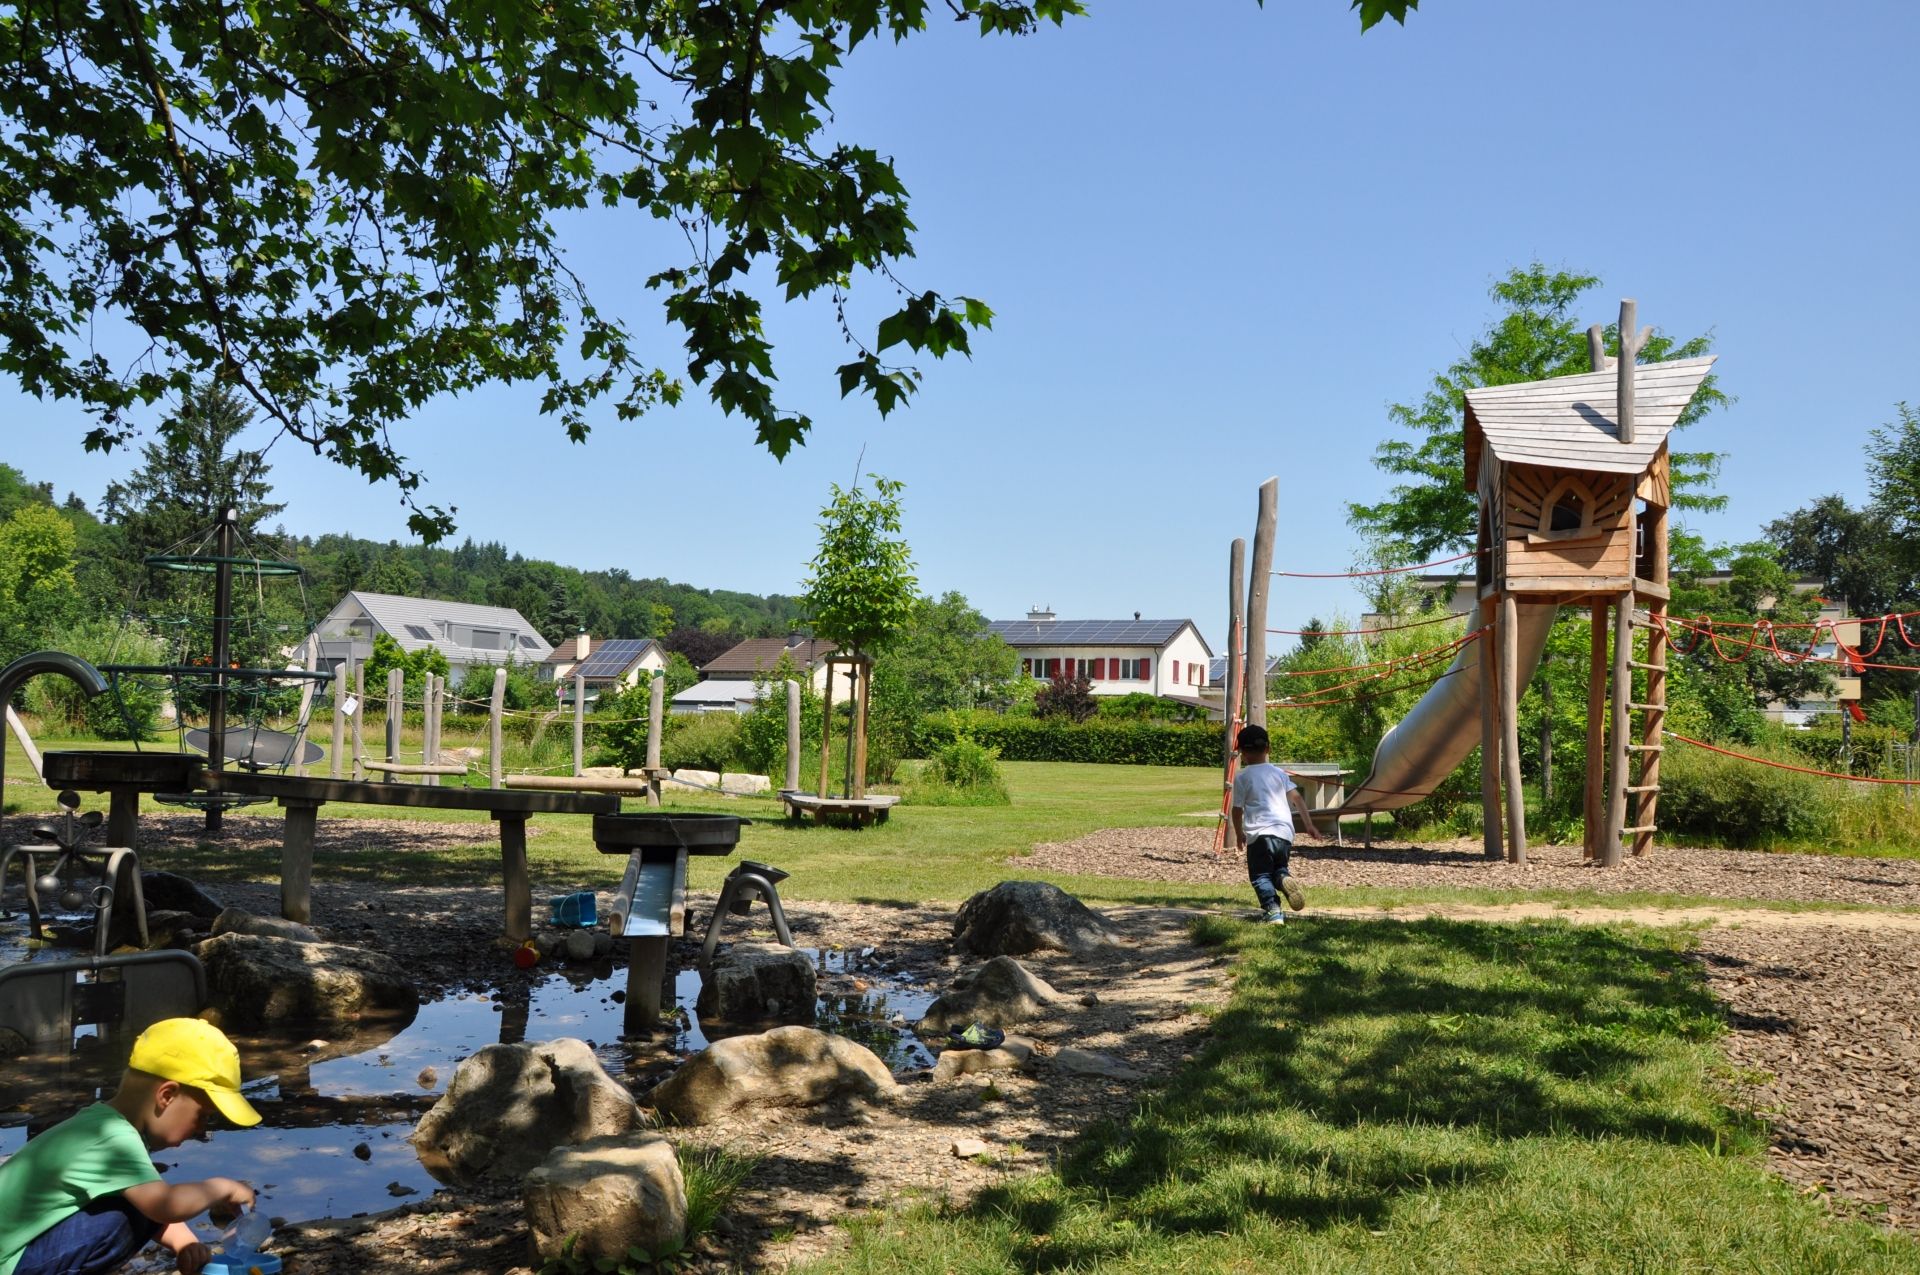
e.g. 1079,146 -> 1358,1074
1171,660 -> 1180,683
1093,658 -> 1106,679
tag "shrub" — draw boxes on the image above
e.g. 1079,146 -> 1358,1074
1096,692 -> 1204,723
912,711 -> 1223,767
1033,674 -> 1096,722
1657,737 -> 1837,848
22,617 -> 166,741
588,677 -> 656,769
911,737 -> 1010,806
661,711 -> 740,772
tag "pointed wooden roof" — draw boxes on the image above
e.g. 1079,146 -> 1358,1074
1461,356 -> 1716,486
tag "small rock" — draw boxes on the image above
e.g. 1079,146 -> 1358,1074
564,930 -> 596,962
387,1181 -> 417,1197
695,942 -> 816,1027
301,1039 -> 329,1054
931,1036 -> 1033,1083
412,1039 -> 641,1185
210,907 -> 320,944
950,1137 -> 991,1159
416,1066 -> 438,1089
523,1133 -> 687,1266
352,1143 -> 371,1161
1050,1047 -> 1145,1081
648,1026 -> 898,1125
1079,991 -> 1100,1007
952,880 -> 1119,957
918,957 -> 1062,1035
591,931 -> 614,958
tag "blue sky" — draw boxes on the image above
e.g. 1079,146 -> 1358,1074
6,0 -> 1918,651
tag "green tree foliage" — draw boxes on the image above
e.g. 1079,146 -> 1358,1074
736,653 -> 821,780
362,632 -> 450,704
1348,264 -> 1728,559
663,652 -> 700,699
0,503 -> 80,663
456,657 -> 546,712
800,475 -> 917,660
100,381 -> 285,565
3,0 -> 1415,539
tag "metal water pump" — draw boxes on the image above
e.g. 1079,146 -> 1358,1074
0,789 -> 149,955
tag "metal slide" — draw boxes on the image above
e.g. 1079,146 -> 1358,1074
1323,602 -> 1558,816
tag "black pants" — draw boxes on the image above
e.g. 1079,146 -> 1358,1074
1245,834 -> 1293,912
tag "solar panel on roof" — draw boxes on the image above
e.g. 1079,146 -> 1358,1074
403,624 -> 434,641
576,638 -> 650,678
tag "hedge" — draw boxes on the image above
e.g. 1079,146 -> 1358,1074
910,711 -> 1223,767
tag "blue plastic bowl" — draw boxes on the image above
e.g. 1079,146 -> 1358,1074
202,1252 -> 282,1275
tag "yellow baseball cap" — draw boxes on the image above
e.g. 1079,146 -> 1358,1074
129,1018 -> 263,1127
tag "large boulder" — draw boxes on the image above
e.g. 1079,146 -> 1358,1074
413,1038 -> 642,1185
931,1035 -> 1034,1083
718,773 -> 771,796
917,956 -> 1062,1036
953,881 -> 1118,957
211,906 -> 320,944
140,871 -> 224,919
198,934 -> 417,1028
695,943 -> 816,1027
523,1134 -> 687,1267
141,909 -> 208,951
673,768 -> 720,792
648,1026 -> 898,1125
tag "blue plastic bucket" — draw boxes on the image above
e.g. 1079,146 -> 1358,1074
550,890 -> 597,928
202,1252 -> 282,1275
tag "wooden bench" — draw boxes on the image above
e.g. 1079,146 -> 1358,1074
779,791 -> 899,826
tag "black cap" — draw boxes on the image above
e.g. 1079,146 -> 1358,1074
1236,724 -> 1270,752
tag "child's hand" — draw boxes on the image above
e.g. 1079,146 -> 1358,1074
173,1240 -> 213,1274
204,1178 -> 255,1224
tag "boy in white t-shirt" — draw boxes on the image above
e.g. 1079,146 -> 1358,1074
1230,724 -> 1322,925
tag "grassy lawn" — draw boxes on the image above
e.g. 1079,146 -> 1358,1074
809,917 -> 1920,1273
7,737 -> 1918,916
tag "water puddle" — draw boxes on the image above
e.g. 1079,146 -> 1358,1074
1,943 -> 939,1232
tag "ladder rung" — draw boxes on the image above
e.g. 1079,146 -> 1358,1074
1628,702 -> 1665,712
1625,784 -> 1661,793
1626,744 -> 1664,752
1629,660 -> 1665,671
1621,825 -> 1657,835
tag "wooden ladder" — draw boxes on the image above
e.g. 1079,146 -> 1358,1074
1620,610 -> 1668,856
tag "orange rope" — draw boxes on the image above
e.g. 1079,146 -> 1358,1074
1663,730 -> 1919,785
1267,611 -> 1465,638
1271,627 -> 1484,679
1273,551 -> 1477,579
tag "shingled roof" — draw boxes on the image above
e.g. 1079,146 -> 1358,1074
1462,356 -> 1717,486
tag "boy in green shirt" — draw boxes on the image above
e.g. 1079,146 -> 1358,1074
0,1017 -> 261,1275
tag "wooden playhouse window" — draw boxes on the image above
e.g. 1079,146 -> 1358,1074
1528,475 -> 1603,544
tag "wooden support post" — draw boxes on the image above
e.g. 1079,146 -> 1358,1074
106,788 -> 139,850
852,659 -> 871,800
329,662 -> 346,780
785,679 -> 801,792
1499,593 -> 1526,864
817,659 -> 835,798
494,813 -> 532,941
1225,537 -> 1247,766
1617,299 -> 1645,445
1245,479 -> 1278,729
646,674 -> 665,771
572,673 -> 586,777
1604,589 -> 1633,867
352,662 -> 366,782
385,668 -> 403,777
1585,603 -> 1607,861
626,936 -> 670,1031
1478,597 -> 1501,859
280,799 -> 320,923
295,636 -> 319,777
488,667 -> 506,789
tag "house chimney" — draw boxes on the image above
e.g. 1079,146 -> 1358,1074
575,633 -> 591,660
1134,611 -> 1141,621
1027,606 -> 1056,622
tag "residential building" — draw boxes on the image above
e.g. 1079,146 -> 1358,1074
543,635 -> 668,704
311,592 -> 551,683
672,635 -> 843,715
986,610 -> 1214,703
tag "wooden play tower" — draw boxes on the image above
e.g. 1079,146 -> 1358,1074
1465,301 -> 1716,867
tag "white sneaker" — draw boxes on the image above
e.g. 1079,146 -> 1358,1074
1263,908 -> 1286,925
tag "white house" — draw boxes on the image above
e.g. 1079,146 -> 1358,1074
672,635 -> 845,715
312,592 -> 551,683
986,610 -> 1214,702
543,635 -> 667,703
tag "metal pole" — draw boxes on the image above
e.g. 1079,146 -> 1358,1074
205,507 -> 237,831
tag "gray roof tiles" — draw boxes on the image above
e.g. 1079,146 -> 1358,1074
328,591 -> 552,666
986,618 -> 1201,649
1463,356 -> 1717,479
